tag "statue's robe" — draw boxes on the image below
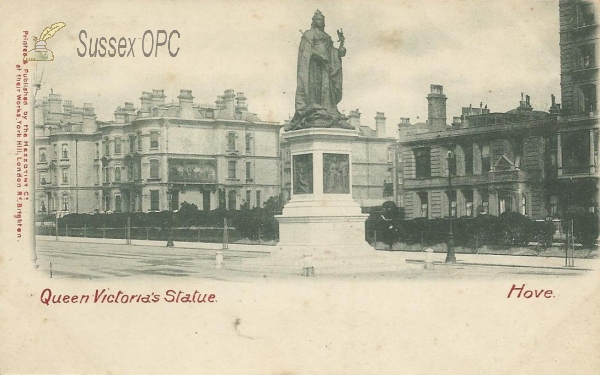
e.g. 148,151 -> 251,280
294,27 -> 344,117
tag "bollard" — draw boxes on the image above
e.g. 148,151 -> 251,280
302,254 -> 314,277
215,251 -> 223,269
424,247 -> 434,270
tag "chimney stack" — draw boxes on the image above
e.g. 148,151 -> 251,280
221,89 -> 236,118
348,108 -> 361,130
48,92 -> 62,114
375,112 -> 386,137
427,84 -> 447,130
82,103 -> 96,133
178,89 -> 195,119
151,89 -> 166,109
235,92 -> 247,113
140,91 -> 153,117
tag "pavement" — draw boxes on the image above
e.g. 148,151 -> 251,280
35,235 -> 598,279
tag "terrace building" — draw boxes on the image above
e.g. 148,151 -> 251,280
35,89 -> 282,216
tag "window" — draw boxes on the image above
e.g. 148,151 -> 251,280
228,160 -> 237,179
481,144 -> 491,173
463,144 -> 473,175
39,148 -> 47,163
115,194 -> 122,212
104,138 -> 110,156
228,190 -> 237,210
95,143 -> 100,159
479,189 -> 489,215
94,165 -> 100,185
150,159 -> 160,179
137,132 -> 142,151
104,195 -> 111,211
103,166 -> 109,183
246,190 -> 252,207
62,168 -> 69,184
114,166 -> 121,182
447,190 -> 457,218
579,44 -> 596,69
127,161 -> 134,181
549,195 -> 559,218
579,84 -> 597,113
577,2 -> 595,27
129,135 -> 135,153
114,137 -> 122,154
61,144 -> 68,159
53,144 -> 57,159
414,147 -> 431,178
245,134 -> 252,154
170,190 -> 179,211
521,193 -> 528,216
62,194 -> 69,211
417,192 -> 428,218
39,171 -> 48,185
150,131 -> 159,149
498,190 -> 512,214
246,162 -> 252,180
513,139 -> 522,169
256,190 -> 261,207
448,149 -> 457,177
150,190 -> 159,211
562,130 -> 590,174
227,132 -> 236,151
464,190 -> 474,217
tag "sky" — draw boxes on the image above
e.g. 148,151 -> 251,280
24,0 -> 561,136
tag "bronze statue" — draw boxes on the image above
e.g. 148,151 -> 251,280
288,10 -> 353,131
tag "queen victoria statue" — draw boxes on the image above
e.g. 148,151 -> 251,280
288,10 -> 354,130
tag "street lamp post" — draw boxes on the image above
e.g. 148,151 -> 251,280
166,189 -> 174,247
446,150 -> 456,263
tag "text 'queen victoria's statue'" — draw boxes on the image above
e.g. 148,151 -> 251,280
287,10 -> 354,131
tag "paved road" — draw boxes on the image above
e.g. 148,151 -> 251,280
35,238 -> 595,280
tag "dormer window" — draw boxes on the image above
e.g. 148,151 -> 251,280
579,44 -> 596,69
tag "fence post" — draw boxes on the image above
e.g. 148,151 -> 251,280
373,230 -> 377,248
126,217 -> 131,245
197,227 -> 201,243
223,218 -> 229,250
55,215 -> 59,241
258,227 -> 261,245
65,223 -> 68,237
146,226 -> 149,241
84,224 -> 87,238
103,224 -> 106,239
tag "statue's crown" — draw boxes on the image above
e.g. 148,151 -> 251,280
312,9 -> 324,20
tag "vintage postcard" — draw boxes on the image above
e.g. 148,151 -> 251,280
1,0 -> 599,374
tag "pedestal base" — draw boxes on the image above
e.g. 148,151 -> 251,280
230,128 -> 405,275
232,196 -> 405,275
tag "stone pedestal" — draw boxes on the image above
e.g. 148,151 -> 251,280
236,128 -> 404,275
274,128 -> 374,257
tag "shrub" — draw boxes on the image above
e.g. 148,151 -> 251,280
498,212 -> 533,245
563,211 -> 599,249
